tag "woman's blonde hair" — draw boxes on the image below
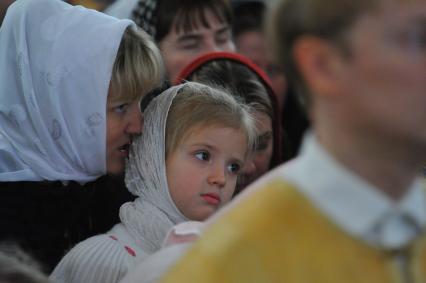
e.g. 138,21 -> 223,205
110,26 -> 164,102
165,83 -> 257,161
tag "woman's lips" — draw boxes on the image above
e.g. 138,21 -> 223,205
118,143 -> 130,157
201,193 -> 221,205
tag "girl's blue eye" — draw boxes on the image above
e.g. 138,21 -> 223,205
228,163 -> 241,174
195,151 -> 210,161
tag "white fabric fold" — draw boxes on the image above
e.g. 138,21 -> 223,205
282,133 -> 426,249
121,84 -> 190,253
0,0 -> 133,183
51,234 -> 137,283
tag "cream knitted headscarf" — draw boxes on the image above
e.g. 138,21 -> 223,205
120,84 -> 191,254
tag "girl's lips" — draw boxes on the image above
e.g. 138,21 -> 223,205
201,193 -> 221,205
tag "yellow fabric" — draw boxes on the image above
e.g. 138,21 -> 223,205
70,0 -> 105,10
161,179 -> 426,283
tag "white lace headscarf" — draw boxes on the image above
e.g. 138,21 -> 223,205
121,84 -> 192,254
0,0 -> 133,183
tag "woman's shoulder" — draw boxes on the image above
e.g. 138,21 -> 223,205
0,180 -> 91,193
50,233 -> 138,283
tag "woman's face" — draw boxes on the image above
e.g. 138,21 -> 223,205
158,9 -> 235,81
237,111 -> 273,191
106,92 -> 143,175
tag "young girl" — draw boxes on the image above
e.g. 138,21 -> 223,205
51,82 -> 256,283
117,52 -> 285,283
175,51 -> 285,194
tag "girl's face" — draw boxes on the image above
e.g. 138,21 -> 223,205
166,125 -> 247,221
237,112 -> 273,191
106,91 -> 143,175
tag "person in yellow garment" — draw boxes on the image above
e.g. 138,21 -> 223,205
159,0 -> 426,282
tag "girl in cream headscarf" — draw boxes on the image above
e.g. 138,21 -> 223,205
51,82 -> 257,283
0,0 -> 163,270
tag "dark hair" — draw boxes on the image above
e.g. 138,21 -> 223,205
154,0 -> 232,42
232,1 -> 265,38
184,56 -> 284,169
140,81 -> 171,113
191,60 -> 272,118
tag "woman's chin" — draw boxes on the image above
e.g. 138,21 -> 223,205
106,161 -> 125,176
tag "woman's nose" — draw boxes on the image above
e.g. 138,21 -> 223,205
242,160 -> 256,175
126,105 -> 143,135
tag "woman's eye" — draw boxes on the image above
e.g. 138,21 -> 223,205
227,163 -> 241,174
389,25 -> 426,53
215,30 -> 231,45
179,39 -> 200,50
195,151 -> 210,161
256,133 -> 272,152
405,28 -> 426,51
256,141 -> 269,152
181,43 -> 199,50
114,104 -> 128,114
216,36 -> 229,45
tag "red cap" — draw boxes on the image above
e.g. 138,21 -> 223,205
174,51 -> 284,170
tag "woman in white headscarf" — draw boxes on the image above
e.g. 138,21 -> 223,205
0,0 -> 164,271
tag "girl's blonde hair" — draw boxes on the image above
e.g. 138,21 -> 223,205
110,26 -> 164,102
165,83 -> 257,161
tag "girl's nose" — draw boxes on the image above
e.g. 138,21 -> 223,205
207,164 -> 226,187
